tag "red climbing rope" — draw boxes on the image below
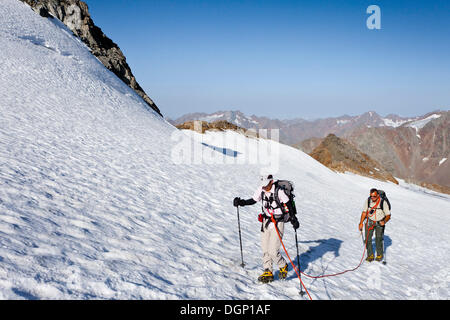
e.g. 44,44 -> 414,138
267,197 -> 380,300
268,210 -> 312,300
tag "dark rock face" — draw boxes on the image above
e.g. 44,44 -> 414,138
20,0 -> 161,116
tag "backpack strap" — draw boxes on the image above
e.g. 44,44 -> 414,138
261,187 -> 280,211
367,197 -> 381,209
273,181 -> 281,210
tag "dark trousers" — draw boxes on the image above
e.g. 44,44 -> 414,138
365,220 -> 385,257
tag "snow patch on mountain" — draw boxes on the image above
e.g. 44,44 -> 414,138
406,114 -> 441,132
382,118 -> 413,128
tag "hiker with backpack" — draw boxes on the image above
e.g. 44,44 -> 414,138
233,174 -> 300,283
358,188 -> 391,262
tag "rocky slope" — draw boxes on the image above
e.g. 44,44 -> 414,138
309,134 -> 399,185
294,137 -> 324,154
345,111 -> 449,189
20,0 -> 161,116
296,111 -> 449,192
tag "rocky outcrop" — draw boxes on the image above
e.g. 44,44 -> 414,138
294,137 -> 323,154
176,120 -> 253,135
20,0 -> 161,116
310,134 -> 399,185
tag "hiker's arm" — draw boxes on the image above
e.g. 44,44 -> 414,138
239,198 -> 257,206
380,214 -> 391,226
379,200 -> 391,226
358,211 -> 367,231
359,199 -> 369,231
233,197 -> 256,207
286,201 -> 299,229
233,186 -> 262,207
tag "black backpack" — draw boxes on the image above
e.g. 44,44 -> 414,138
367,189 -> 391,211
274,180 -> 298,218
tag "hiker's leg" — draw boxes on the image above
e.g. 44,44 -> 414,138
261,221 -> 272,271
365,221 -> 375,257
375,225 -> 385,257
270,222 -> 287,269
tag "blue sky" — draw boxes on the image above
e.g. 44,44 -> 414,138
87,0 -> 450,119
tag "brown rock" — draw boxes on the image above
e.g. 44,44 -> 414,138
345,111 -> 449,188
175,120 -> 258,138
310,134 -> 399,184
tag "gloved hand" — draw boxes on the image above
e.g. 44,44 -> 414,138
291,216 -> 300,230
233,197 -> 241,207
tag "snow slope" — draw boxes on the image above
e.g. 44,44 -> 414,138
0,0 -> 449,300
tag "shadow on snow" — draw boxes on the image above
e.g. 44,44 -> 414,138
287,235 -> 393,280
201,142 -> 241,157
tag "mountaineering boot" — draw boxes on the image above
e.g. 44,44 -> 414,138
365,254 -> 374,262
375,254 -> 383,262
258,269 -> 274,283
279,264 -> 288,280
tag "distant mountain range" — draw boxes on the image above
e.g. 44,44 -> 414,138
171,109 -> 449,190
169,110 -> 422,145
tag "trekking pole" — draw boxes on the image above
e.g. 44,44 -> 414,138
294,229 -> 305,296
236,206 -> 245,268
382,226 -> 387,265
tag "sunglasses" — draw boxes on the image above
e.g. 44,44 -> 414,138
370,195 -> 378,198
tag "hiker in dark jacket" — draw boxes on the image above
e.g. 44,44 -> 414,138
358,188 -> 391,262
233,174 -> 299,283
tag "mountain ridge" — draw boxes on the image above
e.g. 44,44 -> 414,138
169,109 -> 437,145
